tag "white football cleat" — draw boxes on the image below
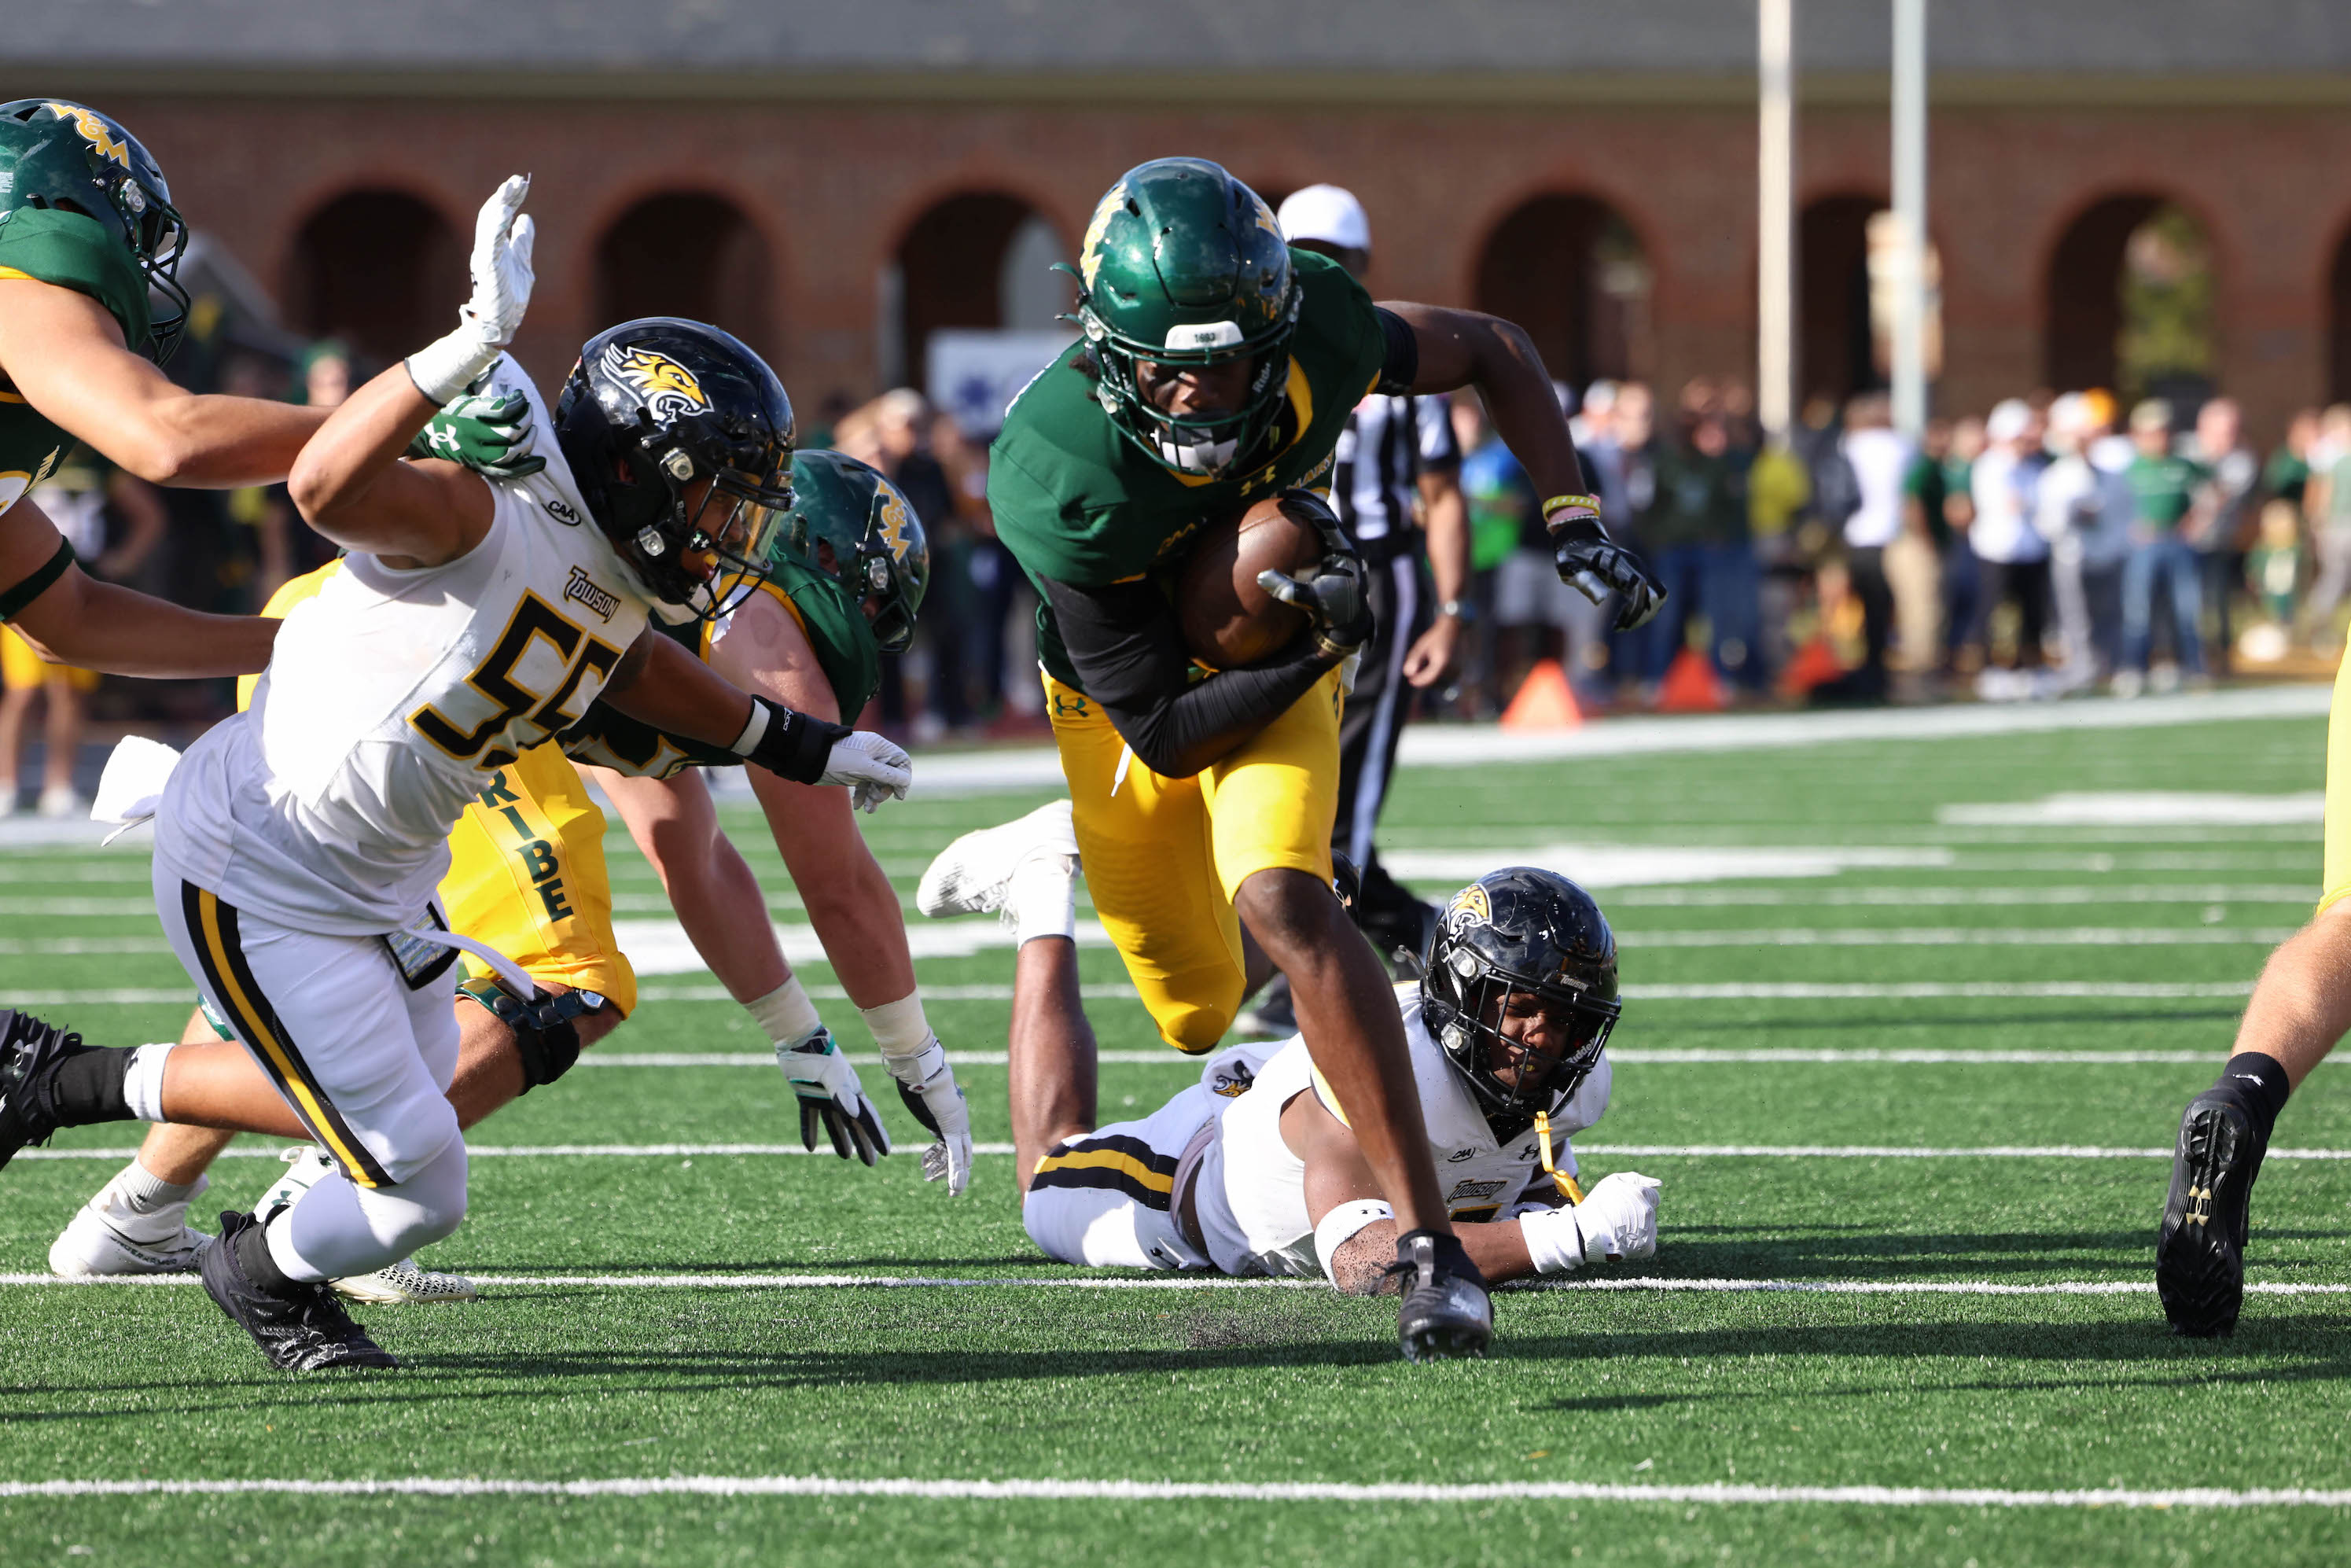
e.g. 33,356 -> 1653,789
330,1256 -> 480,1305
252,1145 -> 477,1304
49,1164 -> 211,1276
918,798 -> 1078,921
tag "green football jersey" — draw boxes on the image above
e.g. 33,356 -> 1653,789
988,249 -> 1392,692
0,208 -> 151,509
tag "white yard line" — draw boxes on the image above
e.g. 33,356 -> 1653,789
12,980 -> 2266,1007
1618,927 -> 2295,948
21,1140 -> 2351,1161
4,1272 -> 2347,1300
3,1473 -> 2349,1508
1606,884 -> 2314,907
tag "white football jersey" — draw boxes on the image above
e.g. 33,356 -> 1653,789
1198,983 -> 1612,1278
154,356 -> 655,934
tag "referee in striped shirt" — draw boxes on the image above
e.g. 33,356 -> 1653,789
1267,186 -> 1474,990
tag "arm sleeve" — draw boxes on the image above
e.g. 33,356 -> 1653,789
1373,308 -> 1419,397
1038,572 -> 1338,779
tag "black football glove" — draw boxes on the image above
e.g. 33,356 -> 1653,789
1255,490 -> 1376,660
1551,514 -> 1665,632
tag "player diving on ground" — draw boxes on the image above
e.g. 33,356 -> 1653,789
925,156 -> 1665,1360
1015,867 -> 1661,1290
27,451 -> 969,1303
0,176 -> 912,1371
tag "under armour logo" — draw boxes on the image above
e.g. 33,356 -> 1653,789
2185,1183 -> 2213,1228
429,425 -> 460,456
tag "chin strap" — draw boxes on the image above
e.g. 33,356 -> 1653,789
1535,1110 -> 1587,1206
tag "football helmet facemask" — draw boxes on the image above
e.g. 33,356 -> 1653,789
555,317 -> 794,623
0,100 -> 189,363
1070,157 -> 1299,479
782,449 -> 930,654
1422,867 -> 1622,1143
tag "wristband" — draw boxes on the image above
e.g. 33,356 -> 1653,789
735,694 -> 850,785
1540,493 -> 1603,526
1314,1198 -> 1396,1288
405,332 -> 502,408
1520,1205 -> 1587,1275
1436,598 -> 1474,624
859,992 -> 936,1064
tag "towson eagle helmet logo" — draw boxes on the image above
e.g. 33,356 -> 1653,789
602,344 -> 712,422
1446,882 -> 1492,933
45,103 -> 133,171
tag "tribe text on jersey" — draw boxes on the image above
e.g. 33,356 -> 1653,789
153,364 -> 653,936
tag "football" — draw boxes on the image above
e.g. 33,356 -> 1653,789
1176,494 -> 1326,668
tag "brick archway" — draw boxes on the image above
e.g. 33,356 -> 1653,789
285,189 -> 462,368
1472,193 -> 1653,391
593,192 -> 776,363
892,190 -> 1067,390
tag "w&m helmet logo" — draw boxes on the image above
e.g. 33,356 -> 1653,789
602,344 -> 711,421
44,101 -> 132,170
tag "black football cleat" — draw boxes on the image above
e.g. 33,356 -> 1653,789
0,1008 -> 91,1173
1391,1230 -> 1493,1363
199,1210 -> 399,1371
2156,1093 -> 2270,1338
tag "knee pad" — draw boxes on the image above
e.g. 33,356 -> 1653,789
457,976 -> 606,1092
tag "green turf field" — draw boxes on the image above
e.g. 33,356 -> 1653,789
6,700 -> 2350,1566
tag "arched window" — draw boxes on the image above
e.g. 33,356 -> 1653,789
594,193 -> 774,358
889,193 -> 1070,389
1473,195 -> 1652,392
1797,195 -> 1945,409
2331,224 -> 2351,403
2046,195 -> 2214,402
285,190 -> 462,366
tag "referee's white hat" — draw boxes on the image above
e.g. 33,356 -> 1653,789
1277,185 -> 1371,253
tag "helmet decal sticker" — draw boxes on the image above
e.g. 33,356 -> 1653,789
602,343 -> 712,421
1080,182 -> 1128,289
44,102 -> 131,171
876,481 -> 914,565
1447,882 -> 1492,931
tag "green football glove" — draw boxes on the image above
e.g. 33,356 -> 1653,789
406,388 -> 545,480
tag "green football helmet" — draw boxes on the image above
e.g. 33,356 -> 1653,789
1071,157 -> 1299,478
783,450 -> 929,655
0,101 -> 189,363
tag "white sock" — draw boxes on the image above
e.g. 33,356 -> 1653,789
745,977 -> 824,1046
1009,854 -> 1076,948
117,1156 -> 203,1213
123,1043 -> 174,1124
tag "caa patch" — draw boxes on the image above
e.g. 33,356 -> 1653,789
544,497 -> 583,526
604,344 -> 711,421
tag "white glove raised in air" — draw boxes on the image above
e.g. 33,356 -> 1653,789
407,175 -> 537,404
820,730 -> 913,814
1520,1171 -> 1661,1273
777,1027 -> 891,1165
882,1035 -> 974,1197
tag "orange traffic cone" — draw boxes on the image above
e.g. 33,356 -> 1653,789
1780,636 -> 1848,698
1500,658 -> 1584,731
1655,647 -> 1727,712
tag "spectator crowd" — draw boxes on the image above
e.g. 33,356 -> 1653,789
15,297 -> 2351,815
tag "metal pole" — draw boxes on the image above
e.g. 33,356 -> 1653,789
1758,0 -> 1796,439
1891,0 -> 1928,435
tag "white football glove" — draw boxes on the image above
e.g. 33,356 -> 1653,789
777,1027 -> 891,1165
883,1035 -> 974,1197
1574,1172 -> 1661,1262
407,175 -> 537,404
820,730 -> 913,814
1519,1172 -> 1661,1273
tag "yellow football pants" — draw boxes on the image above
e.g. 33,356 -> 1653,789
440,741 -> 638,1016
1046,667 -> 1345,1052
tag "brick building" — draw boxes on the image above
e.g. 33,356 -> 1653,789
14,0 -> 2351,437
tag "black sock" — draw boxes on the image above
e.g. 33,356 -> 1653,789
46,1047 -> 133,1126
2209,1052 -> 2293,1141
234,1216 -> 296,1294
